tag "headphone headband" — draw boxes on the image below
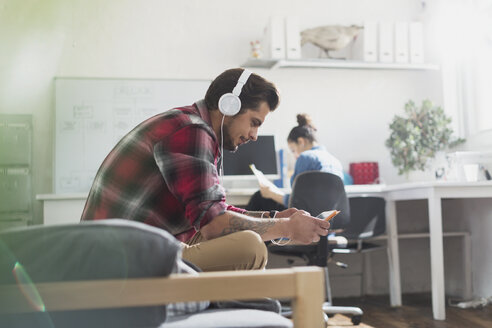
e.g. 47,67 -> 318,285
232,69 -> 252,96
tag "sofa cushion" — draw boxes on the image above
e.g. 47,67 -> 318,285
166,259 -> 211,317
0,219 -> 182,328
161,309 -> 293,328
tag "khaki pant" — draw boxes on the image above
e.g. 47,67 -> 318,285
181,230 -> 268,272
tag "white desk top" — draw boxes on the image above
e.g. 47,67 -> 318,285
36,181 -> 492,201
36,193 -> 88,200
382,180 -> 492,191
36,184 -> 387,200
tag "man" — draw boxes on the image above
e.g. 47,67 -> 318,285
81,68 -> 330,272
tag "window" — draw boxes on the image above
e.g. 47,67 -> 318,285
433,0 -> 492,136
472,6 -> 492,132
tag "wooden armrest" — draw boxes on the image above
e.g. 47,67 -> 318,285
0,267 -> 324,328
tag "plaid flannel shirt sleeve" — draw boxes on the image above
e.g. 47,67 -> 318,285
153,124 -> 227,230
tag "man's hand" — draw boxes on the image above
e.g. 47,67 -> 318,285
284,210 -> 330,244
275,208 -> 309,218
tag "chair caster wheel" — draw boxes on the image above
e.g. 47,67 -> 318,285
351,315 -> 362,325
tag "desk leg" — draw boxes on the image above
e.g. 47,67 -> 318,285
385,200 -> 402,307
463,233 -> 472,300
428,193 -> 446,320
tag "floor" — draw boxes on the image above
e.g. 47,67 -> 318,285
326,294 -> 492,328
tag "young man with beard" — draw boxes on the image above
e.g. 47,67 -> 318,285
81,68 -> 330,272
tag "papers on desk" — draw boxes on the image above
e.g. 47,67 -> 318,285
249,164 -> 283,194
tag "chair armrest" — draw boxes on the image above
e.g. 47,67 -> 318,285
0,267 -> 324,328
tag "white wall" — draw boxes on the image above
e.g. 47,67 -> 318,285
0,0 -> 439,219
1,0 -> 489,298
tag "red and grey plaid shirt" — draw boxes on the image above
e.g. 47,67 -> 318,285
81,100 -> 246,242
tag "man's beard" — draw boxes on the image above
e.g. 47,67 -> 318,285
222,122 -> 238,152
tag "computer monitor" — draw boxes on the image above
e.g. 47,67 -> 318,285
222,135 -> 279,180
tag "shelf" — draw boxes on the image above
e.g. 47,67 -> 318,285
242,58 -> 439,71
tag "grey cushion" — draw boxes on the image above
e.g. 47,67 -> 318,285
166,260 -> 211,317
211,298 -> 282,314
161,309 -> 293,328
0,219 -> 182,328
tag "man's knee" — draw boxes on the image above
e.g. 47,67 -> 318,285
235,230 -> 268,270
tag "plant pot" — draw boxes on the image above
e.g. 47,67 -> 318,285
405,169 -> 435,182
406,152 -> 448,182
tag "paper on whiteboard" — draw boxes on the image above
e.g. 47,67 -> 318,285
249,164 -> 282,193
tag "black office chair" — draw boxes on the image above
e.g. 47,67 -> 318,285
331,196 -> 387,297
338,196 -> 386,251
268,171 -> 363,325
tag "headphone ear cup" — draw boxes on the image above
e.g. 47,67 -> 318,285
218,93 -> 241,116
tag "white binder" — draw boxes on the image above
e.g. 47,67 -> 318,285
378,22 -> 394,63
394,22 -> 409,63
284,16 -> 301,59
409,22 -> 424,64
262,16 -> 285,60
351,21 -> 378,62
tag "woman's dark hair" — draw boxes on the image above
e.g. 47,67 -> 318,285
204,68 -> 280,114
287,113 -> 317,143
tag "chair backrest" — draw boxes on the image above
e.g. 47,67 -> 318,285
342,197 -> 386,241
288,171 -> 350,230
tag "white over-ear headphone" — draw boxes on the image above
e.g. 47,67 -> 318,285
218,69 -> 252,116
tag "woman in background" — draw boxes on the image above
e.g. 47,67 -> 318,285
246,113 -> 345,211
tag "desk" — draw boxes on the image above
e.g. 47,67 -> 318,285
381,181 -> 492,320
35,185 -> 385,226
37,181 -> 492,320
36,193 -> 88,225
229,182 -> 492,320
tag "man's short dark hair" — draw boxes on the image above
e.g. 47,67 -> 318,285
204,68 -> 280,114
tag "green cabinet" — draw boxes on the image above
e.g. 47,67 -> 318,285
0,115 -> 32,230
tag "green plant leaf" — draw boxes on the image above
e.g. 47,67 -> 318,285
385,99 -> 465,175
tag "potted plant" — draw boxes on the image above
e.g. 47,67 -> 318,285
385,100 -> 465,176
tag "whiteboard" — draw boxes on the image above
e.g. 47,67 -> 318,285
54,78 -> 211,194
